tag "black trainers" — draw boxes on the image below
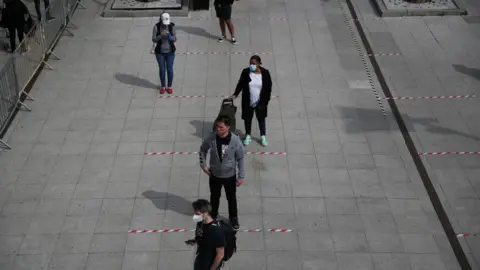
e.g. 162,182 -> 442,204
217,36 -> 226,43
231,37 -> 238,45
230,217 -> 239,230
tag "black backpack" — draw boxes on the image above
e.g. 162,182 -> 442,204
217,220 -> 237,262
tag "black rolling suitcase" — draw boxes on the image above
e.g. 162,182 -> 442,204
214,98 -> 237,133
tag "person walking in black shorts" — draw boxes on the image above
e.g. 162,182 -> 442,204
214,0 -> 237,44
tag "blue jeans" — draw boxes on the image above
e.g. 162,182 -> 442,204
156,52 -> 175,88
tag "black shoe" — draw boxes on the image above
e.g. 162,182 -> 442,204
46,15 -> 55,22
230,217 -> 239,230
231,37 -> 238,45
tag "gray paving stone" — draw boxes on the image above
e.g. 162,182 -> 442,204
90,233 -> 128,253
13,254 -> 52,270
49,253 -> 88,270
96,214 -> 132,233
122,252 -> 159,270
372,253 -> 412,270
54,233 -> 93,254
62,216 -> 98,234
86,253 -> 124,270
19,234 -> 58,255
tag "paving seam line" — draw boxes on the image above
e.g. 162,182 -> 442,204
339,0 -> 387,115
340,0 -> 472,269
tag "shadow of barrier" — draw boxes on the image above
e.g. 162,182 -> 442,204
0,0 -> 85,149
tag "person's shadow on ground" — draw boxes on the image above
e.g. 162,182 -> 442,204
142,191 -> 193,216
453,64 -> 480,82
176,26 -> 219,40
190,119 -> 244,139
115,73 -> 157,90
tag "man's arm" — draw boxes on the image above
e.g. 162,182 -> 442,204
210,247 -> 224,270
236,139 -> 245,179
199,137 -> 211,169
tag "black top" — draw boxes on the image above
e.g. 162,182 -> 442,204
2,0 -> 29,27
216,132 -> 231,162
195,221 -> 225,269
214,0 -> 234,6
233,67 -> 273,120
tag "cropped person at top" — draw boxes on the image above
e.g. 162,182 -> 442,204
152,13 -> 176,95
2,0 -> 29,53
232,55 -> 273,147
214,0 -> 237,44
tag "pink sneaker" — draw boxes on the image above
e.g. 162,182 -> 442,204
167,88 -> 173,94
160,87 -> 166,94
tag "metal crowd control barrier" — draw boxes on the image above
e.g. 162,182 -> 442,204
0,0 -> 85,149
13,22 -> 45,99
0,58 -> 30,149
43,0 -> 68,60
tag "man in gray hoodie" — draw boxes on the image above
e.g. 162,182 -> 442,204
199,116 -> 245,229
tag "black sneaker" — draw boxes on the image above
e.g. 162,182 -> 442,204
231,37 -> 238,45
217,36 -> 226,43
230,217 -> 239,230
46,15 -> 55,22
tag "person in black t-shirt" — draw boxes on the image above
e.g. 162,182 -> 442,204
213,0 -> 237,44
186,199 -> 225,270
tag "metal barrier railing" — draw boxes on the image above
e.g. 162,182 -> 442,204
13,22 -> 44,98
43,0 -> 68,59
0,0 -> 85,149
0,58 -> 30,149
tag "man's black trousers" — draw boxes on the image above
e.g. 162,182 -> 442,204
209,174 -> 237,219
34,0 -> 51,20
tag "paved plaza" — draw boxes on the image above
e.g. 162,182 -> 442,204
1,0 -> 480,269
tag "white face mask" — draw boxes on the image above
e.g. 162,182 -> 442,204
192,214 -> 203,223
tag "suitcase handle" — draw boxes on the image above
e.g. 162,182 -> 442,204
222,98 -> 234,105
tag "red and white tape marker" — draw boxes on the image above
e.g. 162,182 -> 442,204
129,228 -> 294,233
381,94 -> 476,100
178,52 -> 272,56
158,95 -> 280,99
246,151 -> 286,156
190,17 -> 287,21
144,151 -> 287,156
457,233 -> 479,237
144,152 -> 197,156
418,152 -> 480,156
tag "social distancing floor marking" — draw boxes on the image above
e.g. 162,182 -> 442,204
128,228 -> 294,233
158,95 -> 280,99
178,52 -> 272,56
380,94 -> 476,100
457,233 -> 479,237
144,152 -> 287,156
418,152 -> 480,156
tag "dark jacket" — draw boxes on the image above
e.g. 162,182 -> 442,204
233,66 -> 272,120
214,0 -> 234,6
152,22 -> 176,54
2,0 -> 29,28
199,132 -> 245,179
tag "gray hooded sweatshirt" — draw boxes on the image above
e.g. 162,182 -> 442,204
199,132 -> 245,179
